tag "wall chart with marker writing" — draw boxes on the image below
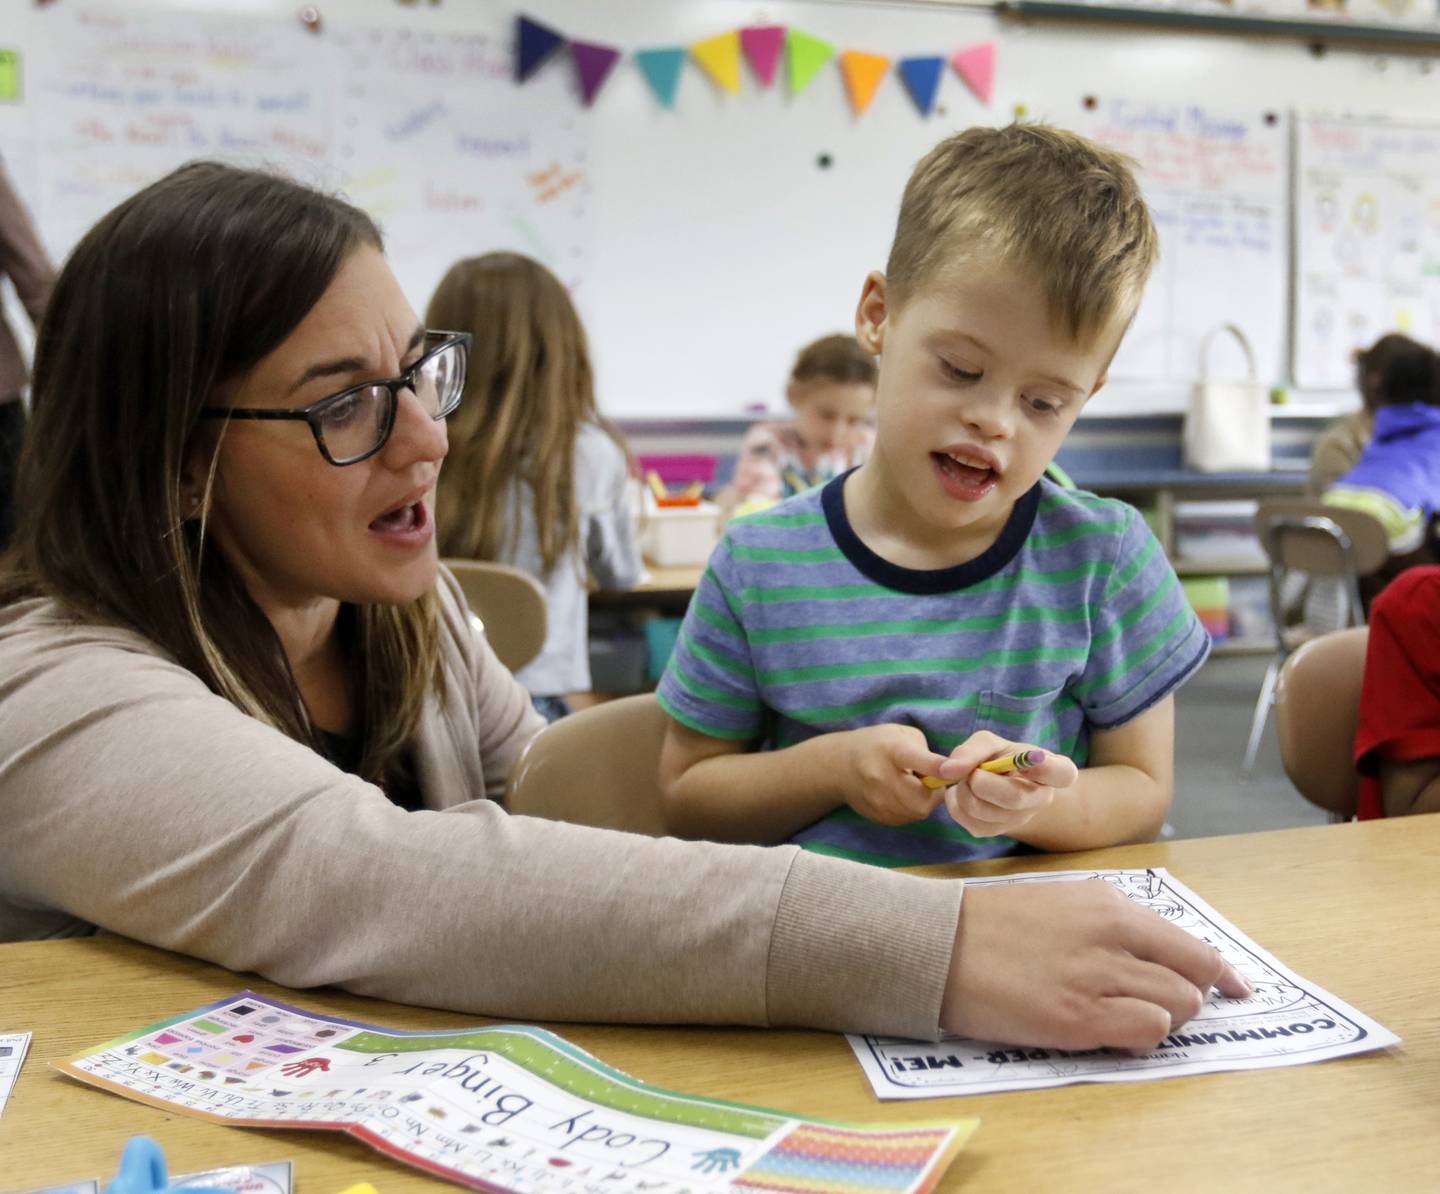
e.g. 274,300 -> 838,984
4,0 -> 1440,414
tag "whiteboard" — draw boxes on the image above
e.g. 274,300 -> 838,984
1070,97 -> 1288,386
1294,115 -> 1440,390
5,0 -> 1440,417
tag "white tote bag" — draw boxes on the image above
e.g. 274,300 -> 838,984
1182,323 -> 1271,473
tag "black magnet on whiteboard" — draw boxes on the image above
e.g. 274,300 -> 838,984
1308,41 -> 1327,58
1082,95 -> 1097,110
298,5 -> 322,32
1263,111 -> 1278,125
817,153 -> 833,170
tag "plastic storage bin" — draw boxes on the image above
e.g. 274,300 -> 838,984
641,501 -> 720,567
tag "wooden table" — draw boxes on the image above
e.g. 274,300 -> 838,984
2,817 -> 1437,1192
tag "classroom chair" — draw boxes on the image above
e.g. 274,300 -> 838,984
1273,626 -> 1367,821
444,559 -> 548,674
1242,501 -> 1387,776
506,693 -> 670,835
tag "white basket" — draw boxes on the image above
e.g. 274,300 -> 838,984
641,501 -> 721,567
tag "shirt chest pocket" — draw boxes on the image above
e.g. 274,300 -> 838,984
975,686 -> 1076,750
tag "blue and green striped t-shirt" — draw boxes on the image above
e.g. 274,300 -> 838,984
656,473 -> 1209,868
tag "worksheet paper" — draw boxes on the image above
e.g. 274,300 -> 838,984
849,868 -> 1399,1099
0,1032 -> 31,1119
57,994 -> 977,1194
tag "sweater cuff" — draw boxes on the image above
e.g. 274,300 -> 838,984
765,850 -> 963,1041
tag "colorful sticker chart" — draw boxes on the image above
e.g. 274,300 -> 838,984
849,868 -> 1398,1100
5,1160 -> 291,1194
57,995 -> 977,1193
0,1031 -> 32,1119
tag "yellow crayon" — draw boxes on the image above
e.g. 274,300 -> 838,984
913,749 -> 1046,788
978,748 -> 1046,775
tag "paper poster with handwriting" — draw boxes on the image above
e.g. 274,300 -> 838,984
849,868 -> 1398,1099
1070,99 -> 1289,385
58,995 -> 975,1193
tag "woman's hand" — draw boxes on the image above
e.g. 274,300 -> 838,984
941,878 -> 1254,1050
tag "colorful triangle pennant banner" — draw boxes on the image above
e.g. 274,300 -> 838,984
785,29 -> 834,97
515,14 -> 565,83
692,30 -> 742,94
740,25 -> 785,87
897,56 -> 944,117
951,43 -> 996,105
572,40 -> 620,107
839,50 -> 889,116
635,47 -> 686,109
514,13 -> 1000,116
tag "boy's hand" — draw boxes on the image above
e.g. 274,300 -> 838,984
942,878 -> 1254,1050
840,724 -> 951,825
937,731 -> 1079,838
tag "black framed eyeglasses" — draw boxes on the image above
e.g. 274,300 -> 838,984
201,330 -> 471,466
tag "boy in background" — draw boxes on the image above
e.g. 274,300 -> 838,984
722,334 -> 877,514
657,124 -> 1209,867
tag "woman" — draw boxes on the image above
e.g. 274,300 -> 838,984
0,162 -> 1244,1047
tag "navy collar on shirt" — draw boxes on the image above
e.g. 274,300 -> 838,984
820,468 -> 1041,594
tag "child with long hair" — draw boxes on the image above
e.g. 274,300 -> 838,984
427,253 -> 642,719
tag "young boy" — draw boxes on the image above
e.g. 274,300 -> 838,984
656,124 -> 1210,867
723,334 -> 877,511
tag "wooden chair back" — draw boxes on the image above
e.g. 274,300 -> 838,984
444,559 -> 548,673
506,694 -> 670,836
1274,626 -> 1368,819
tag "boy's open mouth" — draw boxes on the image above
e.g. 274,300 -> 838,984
933,451 -> 997,486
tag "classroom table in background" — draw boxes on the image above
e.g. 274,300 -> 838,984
589,564 -> 704,620
2,816 -> 1437,1193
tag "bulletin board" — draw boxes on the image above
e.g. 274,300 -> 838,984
2,0 -> 1439,416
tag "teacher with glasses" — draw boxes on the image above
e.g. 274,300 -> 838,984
0,161 -> 1244,1049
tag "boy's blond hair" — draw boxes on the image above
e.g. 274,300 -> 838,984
887,123 -> 1158,340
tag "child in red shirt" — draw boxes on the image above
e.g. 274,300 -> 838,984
1354,565 -> 1440,817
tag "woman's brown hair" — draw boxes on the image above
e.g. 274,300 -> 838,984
426,252 -> 628,575
1,161 -> 441,783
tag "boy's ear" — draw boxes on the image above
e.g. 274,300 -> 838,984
1088,371 -> 1109,398
854,271 -> 889,355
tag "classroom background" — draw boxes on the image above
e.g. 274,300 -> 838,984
4,0 -> 1439,838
